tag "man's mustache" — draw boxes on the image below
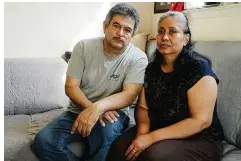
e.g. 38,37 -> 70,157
113,37 -> 124,43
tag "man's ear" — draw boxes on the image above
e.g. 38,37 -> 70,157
184,34 -> 190,46
103,21 -> 108,34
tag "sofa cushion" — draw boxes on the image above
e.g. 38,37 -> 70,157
131,33 -> 149,52
4,109 -> 64,161
222,141 -> 241,161
194,41 -> 241,148
221,150 -> 241,161
145,39 -> 156,62
4,58 -> 69,115
29,108 -> 64,142
4,115 -> 38,161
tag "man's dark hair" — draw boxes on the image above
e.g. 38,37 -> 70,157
105,3 -> 140,35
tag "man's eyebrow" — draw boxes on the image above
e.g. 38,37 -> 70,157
112,22 -> 120,25
112,21 -> 133,31
124,26 -> 133,32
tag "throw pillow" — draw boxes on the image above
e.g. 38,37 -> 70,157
131,33 -> 150,52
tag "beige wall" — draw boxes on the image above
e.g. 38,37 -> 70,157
4,2 -> 152,58
126,2 -> 153,35
150,3 -> 241,41
5,3 -> 241,58
4,2 -> 113,58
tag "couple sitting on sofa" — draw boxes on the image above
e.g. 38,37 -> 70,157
32,3 -> 224,161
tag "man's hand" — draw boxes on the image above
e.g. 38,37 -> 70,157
71,103 -> 103,137
99,111 -> 120,127
125,134 -> 153,161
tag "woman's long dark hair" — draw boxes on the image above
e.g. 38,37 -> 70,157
150,12 -> 212,75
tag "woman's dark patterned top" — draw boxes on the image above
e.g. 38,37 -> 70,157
144,55 -> 224,142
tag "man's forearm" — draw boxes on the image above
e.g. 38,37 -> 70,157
65,86 -> 92,110
96,90 -> 138,113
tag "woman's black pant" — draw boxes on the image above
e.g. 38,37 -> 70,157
106,126 -> 223,161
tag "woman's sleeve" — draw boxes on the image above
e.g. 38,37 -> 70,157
186,58 -> 219,90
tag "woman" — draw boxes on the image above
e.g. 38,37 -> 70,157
106,11 -> 224,161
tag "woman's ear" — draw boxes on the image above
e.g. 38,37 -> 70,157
184,34 -> 190,46
103,21 -> 108,34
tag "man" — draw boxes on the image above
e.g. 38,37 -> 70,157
32,3 -> 148,161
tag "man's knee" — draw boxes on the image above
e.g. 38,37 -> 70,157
33,127 -> 63,153
33,129 -> 48,150
32,129 -> 46,157
100,119 -> 124,140
103,112 -> 129,136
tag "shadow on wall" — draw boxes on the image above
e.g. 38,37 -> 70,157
68,2 -> 111,51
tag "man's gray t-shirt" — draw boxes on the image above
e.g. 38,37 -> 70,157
66,37 -> 148,114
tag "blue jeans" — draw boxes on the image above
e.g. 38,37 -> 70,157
32,110 -> 129,161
